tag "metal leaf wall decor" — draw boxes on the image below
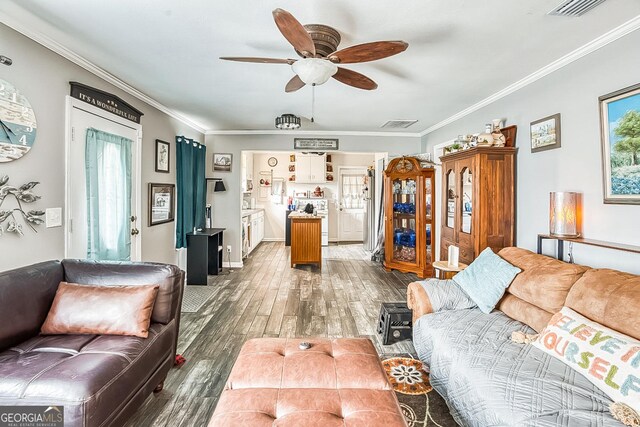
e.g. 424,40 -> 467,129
0,175 -> 44,236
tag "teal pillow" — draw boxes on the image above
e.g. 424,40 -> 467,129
452,247 -> 521,314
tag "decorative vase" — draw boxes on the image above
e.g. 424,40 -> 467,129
477,124 -> 494,146
491,119 -> 506,147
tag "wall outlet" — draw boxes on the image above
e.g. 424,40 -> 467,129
45,208 -> 63,228
226,245 -> 232,252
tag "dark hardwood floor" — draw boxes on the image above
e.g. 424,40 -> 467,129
126,241 -> 418,427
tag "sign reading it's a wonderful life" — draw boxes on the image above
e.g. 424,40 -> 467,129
69,82 -> 144,124
294,138 -> 339,150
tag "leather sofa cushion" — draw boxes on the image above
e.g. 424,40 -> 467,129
0,261 -> 63,352
497,247 -> 588,331
565,268 -> 640,340
0,322 -> 175,426
41,282 -> 159,338
61,260 -> 183,325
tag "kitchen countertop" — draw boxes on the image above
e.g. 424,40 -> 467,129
241,208 -> 264,218
288,211 -> 325,219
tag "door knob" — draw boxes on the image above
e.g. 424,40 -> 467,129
130,215 -> 137,222
131,228 -> 140,236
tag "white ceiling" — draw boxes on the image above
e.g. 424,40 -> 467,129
1,0 -> 639,133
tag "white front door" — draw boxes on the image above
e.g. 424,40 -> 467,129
65,97 -> 142,260
338,167 -> 367,242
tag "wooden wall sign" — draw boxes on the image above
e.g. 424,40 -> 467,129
294,138 -> 339,150
69,82 -> 144,123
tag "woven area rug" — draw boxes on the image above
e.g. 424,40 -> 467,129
181,285 -> 216,313
382,355 -> 458,427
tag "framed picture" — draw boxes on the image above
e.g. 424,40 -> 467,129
148,183 -> 175,226
155,139 -> 170,173
600,83 -> 640,204
213,153 -> 232,172
530,114 -> 561,153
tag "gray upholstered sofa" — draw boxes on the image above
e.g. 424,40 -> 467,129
408,247 -> 638,426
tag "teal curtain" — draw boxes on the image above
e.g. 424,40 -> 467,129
85,128 -> 132,260
176,136 -> 206,248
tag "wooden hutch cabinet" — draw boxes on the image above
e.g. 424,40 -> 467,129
384,157 -> 435,278
440,146 -> 516,265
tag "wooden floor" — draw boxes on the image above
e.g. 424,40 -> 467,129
126,241 -> 418,427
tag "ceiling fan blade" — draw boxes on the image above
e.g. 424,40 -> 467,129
328,41 -> 408,64
285,75 -> 306,92
219,57 -> 295,64
332,67 -> 378,90
272,8 -> 316,57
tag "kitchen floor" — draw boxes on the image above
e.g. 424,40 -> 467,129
126,242 -> 418,427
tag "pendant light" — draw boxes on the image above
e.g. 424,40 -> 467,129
275,114 -> 301,130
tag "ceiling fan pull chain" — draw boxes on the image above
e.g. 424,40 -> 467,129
311,83 -> 315,123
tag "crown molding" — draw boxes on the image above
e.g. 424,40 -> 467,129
0,12 -> 207,134
420,14 -> 640,136
205,129 -> 421,137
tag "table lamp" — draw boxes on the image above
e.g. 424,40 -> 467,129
549,192 -> 580,237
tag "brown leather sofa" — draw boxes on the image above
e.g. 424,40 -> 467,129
0,259 -> 184,427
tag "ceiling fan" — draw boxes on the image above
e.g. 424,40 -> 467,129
220,8 -> 408,92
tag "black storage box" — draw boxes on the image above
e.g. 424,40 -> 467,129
377,302 -> 412,345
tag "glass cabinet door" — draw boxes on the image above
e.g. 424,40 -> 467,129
424,177 -> 433,264
446,170 -> 455,228
391,178 -> 417,263
460,167 -> 472,234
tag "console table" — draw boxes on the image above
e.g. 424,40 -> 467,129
186,228 -> 225,285
537,233 -> 640,261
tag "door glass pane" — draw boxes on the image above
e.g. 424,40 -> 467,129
461,167 -> 472,234
392,178 -> 416,263
446,170 -> 455,228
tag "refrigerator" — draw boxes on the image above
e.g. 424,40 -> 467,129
363,168 -> 376,251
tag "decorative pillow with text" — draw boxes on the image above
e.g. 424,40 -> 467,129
533,306 -> 640,412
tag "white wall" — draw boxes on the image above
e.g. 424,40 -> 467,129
205,133 -> 422,263
249,151 -> 376,241
0,23 -> 203,271
422,29 -> 640,274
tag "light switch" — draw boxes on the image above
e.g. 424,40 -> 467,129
46,208 -> 62,228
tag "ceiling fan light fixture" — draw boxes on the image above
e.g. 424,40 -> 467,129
291,58 -> 338,85
275,113 -> 301,130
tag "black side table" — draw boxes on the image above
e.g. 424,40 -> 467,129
186,228 -> 225,285
377,302 -> 412,345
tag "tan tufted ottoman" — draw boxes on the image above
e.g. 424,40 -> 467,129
209,338 -> 407,426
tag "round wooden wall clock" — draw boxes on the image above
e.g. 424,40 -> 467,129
0,78 -> 37,162
268,157 -> 278,167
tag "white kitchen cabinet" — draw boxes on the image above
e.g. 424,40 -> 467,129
241,152 -> 254,193
248,211 -> 265,254
295,153 -> 326,183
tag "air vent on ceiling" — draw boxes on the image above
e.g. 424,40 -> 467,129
381,119 -> 418,129
548,0 -> 607,17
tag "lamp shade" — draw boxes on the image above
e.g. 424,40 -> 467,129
549,192 -> 580,237
213,180 -> 226,192
291,58 -> 338,85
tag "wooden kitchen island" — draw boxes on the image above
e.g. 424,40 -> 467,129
289,212 -> 322,268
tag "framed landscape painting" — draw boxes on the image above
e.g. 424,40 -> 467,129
600,83 -> 640,204
530,113 -> 561,153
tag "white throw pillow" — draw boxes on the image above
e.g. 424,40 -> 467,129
533,307 -> 640,412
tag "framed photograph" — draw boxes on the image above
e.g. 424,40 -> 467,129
213,153 -> 232,172
289,154 -> 295,162
148,183 -> 175,226
155,139 -> 170,173
600,83 -> 640,204
530,114 -> 561,153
